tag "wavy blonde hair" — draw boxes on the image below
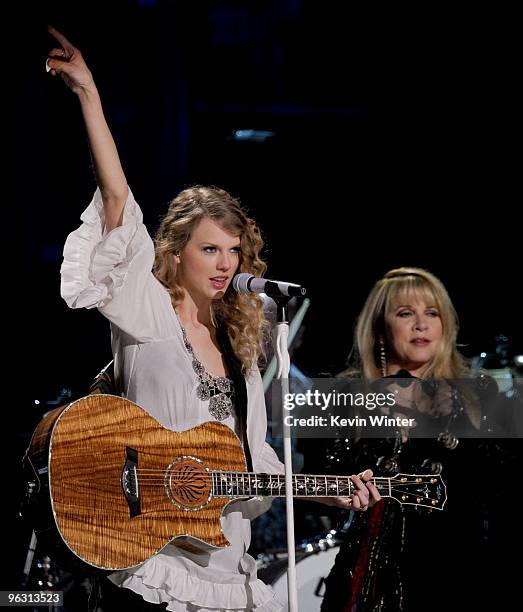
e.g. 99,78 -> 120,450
354,267 -> 467,380
154,186 -> 268,373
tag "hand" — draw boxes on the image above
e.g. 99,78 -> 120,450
46,26 -> 95,95
324,469 -> 381,511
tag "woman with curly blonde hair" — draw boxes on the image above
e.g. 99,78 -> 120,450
154,185 -> 269,375
51,24 -> 285,612
50,26 -> 374,612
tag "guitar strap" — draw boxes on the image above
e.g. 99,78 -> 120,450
216,323 -> 253,472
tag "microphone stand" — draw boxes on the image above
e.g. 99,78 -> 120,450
271,295 -> 299,612
262,297 -> 310,393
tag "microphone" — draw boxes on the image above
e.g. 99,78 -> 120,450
232,273 -> 307,298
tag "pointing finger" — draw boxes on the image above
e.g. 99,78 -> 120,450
47,25 -> 76,55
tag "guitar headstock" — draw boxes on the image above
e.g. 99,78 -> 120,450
386,473 -> 447,510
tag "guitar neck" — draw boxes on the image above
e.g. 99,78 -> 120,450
210,471 -> 446,509
212,472 -> 383,498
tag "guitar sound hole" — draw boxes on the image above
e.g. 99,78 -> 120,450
165,457 -> 212,510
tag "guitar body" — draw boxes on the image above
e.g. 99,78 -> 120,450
24,395 -> 246,570
24,394 -> 447,572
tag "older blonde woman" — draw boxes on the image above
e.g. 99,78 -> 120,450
320,267 -> 489,612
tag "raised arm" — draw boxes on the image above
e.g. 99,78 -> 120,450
46,26 -> 128,232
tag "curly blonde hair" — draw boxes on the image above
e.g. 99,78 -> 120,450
354,267 -> 467,380
154,186 -> 268,373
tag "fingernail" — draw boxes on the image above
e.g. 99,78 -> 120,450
46,58 -> 51,73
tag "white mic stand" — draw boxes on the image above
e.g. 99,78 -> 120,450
271,296 -> 298,612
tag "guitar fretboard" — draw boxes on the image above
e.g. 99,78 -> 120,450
211,472 -> 392,498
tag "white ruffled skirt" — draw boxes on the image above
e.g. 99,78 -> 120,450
108,511 -> 283,611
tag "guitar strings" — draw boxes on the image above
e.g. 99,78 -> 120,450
132,471 -> 438,487
132,473 -> 438,486
129,480 -> 441,502
124,474 -> 441,501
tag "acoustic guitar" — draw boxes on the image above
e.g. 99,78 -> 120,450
23,395 -> 446,570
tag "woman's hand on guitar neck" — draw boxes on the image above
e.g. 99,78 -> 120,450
316,469 -> 381,511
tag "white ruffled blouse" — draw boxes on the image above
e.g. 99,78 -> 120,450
60,187 -> 285,611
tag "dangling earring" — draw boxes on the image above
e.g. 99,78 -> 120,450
379,336 -> 387,377
174,250 -> 181,263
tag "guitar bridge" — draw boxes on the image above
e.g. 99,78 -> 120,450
121,447 -> 141,518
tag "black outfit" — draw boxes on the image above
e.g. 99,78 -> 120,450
304,374 -> 518,612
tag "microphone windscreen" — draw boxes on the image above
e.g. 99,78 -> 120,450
232,273 -> 253,293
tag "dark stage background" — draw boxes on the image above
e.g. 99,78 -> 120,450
9,0 -> 521,600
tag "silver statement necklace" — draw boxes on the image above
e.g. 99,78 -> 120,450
176,310 -> 235,421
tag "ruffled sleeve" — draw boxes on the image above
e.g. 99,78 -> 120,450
60,187 -> 166,341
